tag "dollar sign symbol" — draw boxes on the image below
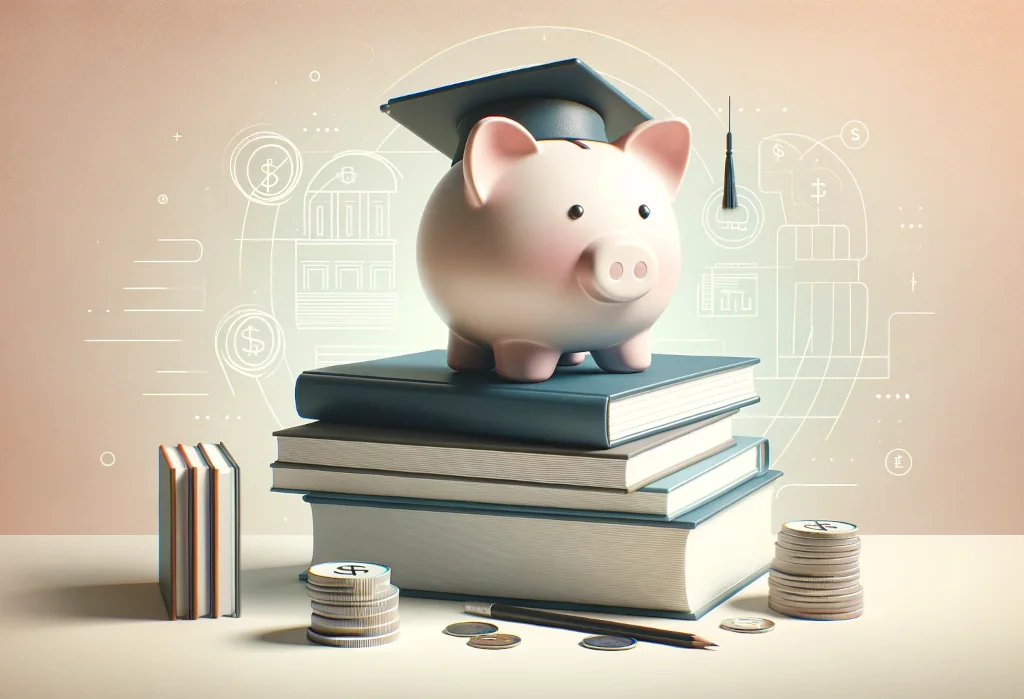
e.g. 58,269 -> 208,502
240,324 -> 265,357
260,158 -> 280,192
850,127 -> 861,142
811,178 -> 827,202
772,143 -> 784,161
334,564 -> 370,576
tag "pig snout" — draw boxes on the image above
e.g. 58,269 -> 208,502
575,236 -> 658,303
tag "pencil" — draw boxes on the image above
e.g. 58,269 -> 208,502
464,602 -> 717,649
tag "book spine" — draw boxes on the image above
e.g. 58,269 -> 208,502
210,466 -> 220,619
294,373 -> 612,448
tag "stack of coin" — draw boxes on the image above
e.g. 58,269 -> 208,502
304,562 -> 401,647
768,520 -> 863,621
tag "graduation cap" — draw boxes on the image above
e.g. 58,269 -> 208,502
380,58 -> 655,165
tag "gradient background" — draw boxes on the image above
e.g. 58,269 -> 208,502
1,0 -> 1021,535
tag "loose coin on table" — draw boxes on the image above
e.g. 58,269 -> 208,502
444,622 -> 499,637
467,633 -> 521,650
580,635 -> 637,651
719,617 -> 776,634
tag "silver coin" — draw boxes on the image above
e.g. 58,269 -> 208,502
778,532 -> 861,550
720,617 -> 775,634
782,520 -> 858,539
769,573 -> 860,590
306,562 -> 391,596
310,618 -> 401,637
774,549 -> 860,566
772,558 -> 860,577
769,599 -> 864,620
467,633 -> 521,650
775,542 -> 861,559
306,627 -> 400,647
444,622 -> 499,637
770,581 -> 863,597
770,589 -> 864,607
580,635 -> 637,650
306,581 -> 397,603
311,608 -> 400,629
310,591 -> 400,619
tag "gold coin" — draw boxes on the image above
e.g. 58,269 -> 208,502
467,633 -> 521,650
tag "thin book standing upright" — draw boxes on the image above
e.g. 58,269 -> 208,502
157,442 -> 241,621
158,445 -> 191,620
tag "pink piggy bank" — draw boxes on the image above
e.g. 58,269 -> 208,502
416,115 -> 692,382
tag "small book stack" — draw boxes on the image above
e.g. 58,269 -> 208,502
158,442 -> 242,620
273,350 -> 779,620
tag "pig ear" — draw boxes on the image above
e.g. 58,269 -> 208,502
463,117 -> 540,207
614,118 -> 692,199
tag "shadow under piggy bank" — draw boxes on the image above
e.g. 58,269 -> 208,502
445,358 -> 608,386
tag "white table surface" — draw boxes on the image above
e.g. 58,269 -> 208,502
0,535 -> 1021,698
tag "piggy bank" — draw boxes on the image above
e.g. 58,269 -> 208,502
416,115 -> 692,383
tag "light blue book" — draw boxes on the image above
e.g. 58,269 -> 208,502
274,437 -> 768,521
301,470 -> 782,621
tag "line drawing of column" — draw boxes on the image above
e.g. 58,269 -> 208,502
758,134 -> 871,381
295,151 -> 403,330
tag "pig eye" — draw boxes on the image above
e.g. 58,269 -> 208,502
638,205 -> 651,219
567,204 -> 585,220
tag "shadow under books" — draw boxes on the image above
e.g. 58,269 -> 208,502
10,582 -> 168,622
727,594 -> 771,615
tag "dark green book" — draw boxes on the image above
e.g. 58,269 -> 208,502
295,350 -> 759,449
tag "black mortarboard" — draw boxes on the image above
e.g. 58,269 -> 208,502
380,58 -> 654,165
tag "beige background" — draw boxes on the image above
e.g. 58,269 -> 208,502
1,0 -> 1021,534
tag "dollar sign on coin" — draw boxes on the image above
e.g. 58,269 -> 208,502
334,564 -> 370,576
773,143 -> 784,161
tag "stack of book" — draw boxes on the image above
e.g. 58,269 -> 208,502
273,350 -> 779,620
158,442 -> 242,620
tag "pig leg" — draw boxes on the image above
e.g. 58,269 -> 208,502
557,352 -> 588,366
591,331 -> 652,373
492,340 -> 562,382
447,330 -> 495,372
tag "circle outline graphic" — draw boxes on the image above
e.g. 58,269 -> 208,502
229,131 -> 304,205
884,448 -> 912,477
701,185 -> 766,249
216,306 -> 287,380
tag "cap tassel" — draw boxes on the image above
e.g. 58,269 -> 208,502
722,96 -> 738,209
